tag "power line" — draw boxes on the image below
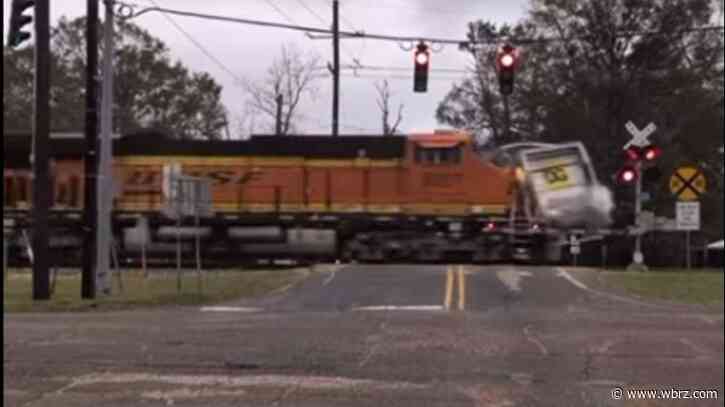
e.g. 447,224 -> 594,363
294,0 -> 358,61
341,73 -> 465,81
344,63 -> 468,73
144,0 -> 245,86
119,3 -> 724,48
328,0 -> 358,32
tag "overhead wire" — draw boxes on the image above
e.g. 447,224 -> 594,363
144,0 -> 245,86
294,0 -> 359,62
137,1 -> 368,135
120,3 -> 724,47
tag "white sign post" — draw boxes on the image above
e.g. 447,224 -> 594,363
569,235 -> 581,266
677,201 -> 700,270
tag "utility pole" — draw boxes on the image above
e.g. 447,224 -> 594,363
32,0 -> 52,300
503,95 -> 512,141
275,94 -> 283,136
95,0 -> 115,295
82,0 -> 100,299
331,0 -> 340,137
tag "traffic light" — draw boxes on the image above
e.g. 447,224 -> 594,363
8,0 -> 35,48
413,42 -> 429,93
496,44 -> 518,95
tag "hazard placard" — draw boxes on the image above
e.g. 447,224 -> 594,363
670,166 -> 706,201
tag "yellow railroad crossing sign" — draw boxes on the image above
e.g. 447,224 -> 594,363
670,166 -> 706,201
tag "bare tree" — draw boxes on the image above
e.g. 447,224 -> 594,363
232,105 -> 259,140
244,44 -> 320,135
374,80 -> 404,136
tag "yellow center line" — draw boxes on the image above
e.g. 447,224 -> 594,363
458,265 -> 466,311
444,267 -> 454,310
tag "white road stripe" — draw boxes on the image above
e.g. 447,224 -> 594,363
554,267 -> 588,291
322,270 -> 337,286
351,305 -> 445,312
555,267 -> 668,308
523,325 -> 549,356
199,306 -> 262,313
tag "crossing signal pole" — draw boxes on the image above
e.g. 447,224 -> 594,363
413,41 -> 429,93
621,121 -> 659,271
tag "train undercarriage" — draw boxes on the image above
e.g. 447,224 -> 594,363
3,208 -> 566,268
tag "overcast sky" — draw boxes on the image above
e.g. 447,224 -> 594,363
4,0 -> 531,136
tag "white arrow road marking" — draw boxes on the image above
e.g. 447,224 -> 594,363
496,268 -> 533,293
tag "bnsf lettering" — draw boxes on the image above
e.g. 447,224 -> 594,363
206,170 -> 235,185
126,170 -> 158,186
183,169 -> 263,185
122,168 -> 262,187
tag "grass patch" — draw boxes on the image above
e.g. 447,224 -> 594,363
3,268 -> 308,313
602,269 -> 724,305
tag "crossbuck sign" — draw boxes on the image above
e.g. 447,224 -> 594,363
623,121 -> 657,149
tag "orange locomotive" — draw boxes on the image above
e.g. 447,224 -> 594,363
4,129 -> 556,264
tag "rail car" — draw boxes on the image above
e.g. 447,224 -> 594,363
3,129 -> 613,266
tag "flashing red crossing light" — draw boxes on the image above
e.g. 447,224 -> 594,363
625,146 -> 642,161
642,145 -> 661,161
617,166 -> 638,184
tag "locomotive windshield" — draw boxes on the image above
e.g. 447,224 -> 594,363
414,144 -> 462,165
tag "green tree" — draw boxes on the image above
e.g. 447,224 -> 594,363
3,16 -> 228,139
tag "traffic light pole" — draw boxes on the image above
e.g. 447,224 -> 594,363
95,0 -> 115,295
331,0 -> 339,137
31,0 -> 51,300
82,0 -> 100,299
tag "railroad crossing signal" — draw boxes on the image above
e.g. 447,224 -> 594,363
413,42 -> 430,93
670,166 -> 706,201
623,121 -> 657,149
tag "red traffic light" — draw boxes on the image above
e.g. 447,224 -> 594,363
415,50 -> 429,65
414,43 -> 430,66
500,53 -> 515,68
642,145 -> 661,161
496,44 -> 518,71
413,42 -> 430,93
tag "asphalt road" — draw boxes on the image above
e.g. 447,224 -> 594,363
4,264 -> 724,406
